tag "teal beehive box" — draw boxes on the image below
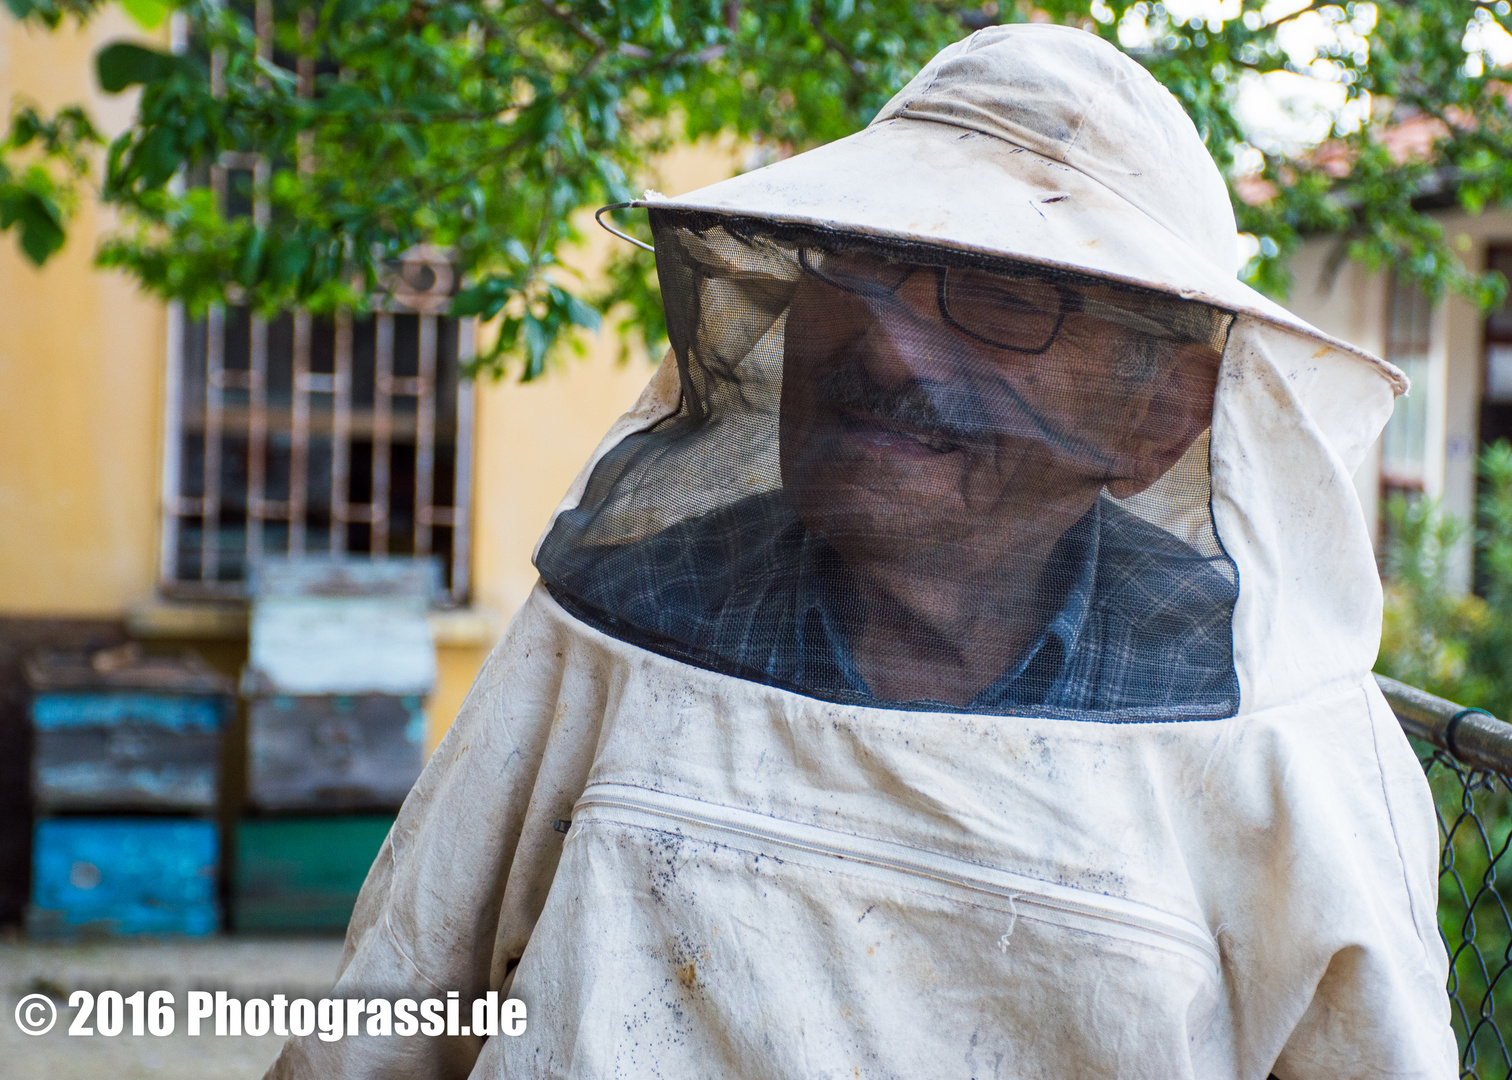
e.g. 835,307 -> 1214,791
233,815 -> 395,932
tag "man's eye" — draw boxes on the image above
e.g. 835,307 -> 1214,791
976,287 -> 1048,313
941,273 -> 1064,350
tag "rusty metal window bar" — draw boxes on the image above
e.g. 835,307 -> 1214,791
1380,674 -> 1512,1078
157,6 -> 473,604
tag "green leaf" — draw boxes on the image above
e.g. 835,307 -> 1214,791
269,235 -> 310,289
96,41 -> 187,93
237,227 -> 266,287
117,0 -> 167,29
521,314 -> 549,381
451,277 -> 513,320
553,284 -> 602,332
3,0 -> 106,28
0,184 -> 67,264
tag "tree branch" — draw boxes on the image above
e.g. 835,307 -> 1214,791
533,0 -> 603,48
1263,0 -> 1330,30
533,0 -> 652,59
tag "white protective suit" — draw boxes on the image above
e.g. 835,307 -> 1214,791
267,24 -> 1456,1080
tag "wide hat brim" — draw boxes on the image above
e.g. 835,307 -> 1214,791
634,117 -> 1405,394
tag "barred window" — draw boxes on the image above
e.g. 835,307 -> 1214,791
159,252 -> 474,603
1380,272 -> 1434,496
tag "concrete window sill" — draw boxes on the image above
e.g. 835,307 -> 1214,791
126,598 -> 499,648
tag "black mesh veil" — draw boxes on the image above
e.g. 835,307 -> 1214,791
538,210 -> 1240,720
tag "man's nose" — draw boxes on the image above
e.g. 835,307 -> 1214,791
856,278 -> 963,388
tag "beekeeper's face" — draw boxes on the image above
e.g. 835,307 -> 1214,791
780,251 -> 1221,558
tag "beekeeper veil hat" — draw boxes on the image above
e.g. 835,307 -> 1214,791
540,23 -> 1405,719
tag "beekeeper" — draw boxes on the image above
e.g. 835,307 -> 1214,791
268,23 -> 1455,1080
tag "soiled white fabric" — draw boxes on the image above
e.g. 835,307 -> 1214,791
266,22 -> 1454,1080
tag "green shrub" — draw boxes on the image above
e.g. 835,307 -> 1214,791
1378,440 -> 1512,718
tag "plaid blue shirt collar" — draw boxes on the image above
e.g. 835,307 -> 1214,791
792,502 -> 1100,711
544,487 -> 1239,719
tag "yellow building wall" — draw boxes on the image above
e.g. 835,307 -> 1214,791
0,14 -> 741,749
0,11 -> 166,616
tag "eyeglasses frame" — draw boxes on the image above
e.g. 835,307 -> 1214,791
797,247 -> 1070,355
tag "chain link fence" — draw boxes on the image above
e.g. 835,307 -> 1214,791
1379,674 -> 1512,1079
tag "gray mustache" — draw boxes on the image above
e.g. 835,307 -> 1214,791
812,360 -> 996,448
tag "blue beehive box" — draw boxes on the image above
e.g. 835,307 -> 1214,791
27,647 -> 234,812
28,818 -> 220,938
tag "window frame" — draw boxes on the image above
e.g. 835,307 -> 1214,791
1379,270 -> 1437,498
156,284 -> 476,607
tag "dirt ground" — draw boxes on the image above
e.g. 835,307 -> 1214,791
0,935 -> 345,1080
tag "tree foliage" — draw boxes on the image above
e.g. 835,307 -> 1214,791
0,103 -> 98,264
1051,0 -> 1512,309
5,0 -> 1512,377
1377,442 -> 1512,718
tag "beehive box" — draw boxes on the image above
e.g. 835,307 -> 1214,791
242,558 -> 437,811
27,647 -> 233,812
232,815 -> 395,932
28,817 -> 219,938
243,559 -> 439,700
246,694 -> 425,810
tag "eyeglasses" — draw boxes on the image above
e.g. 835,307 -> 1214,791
797,248 -> 1178,353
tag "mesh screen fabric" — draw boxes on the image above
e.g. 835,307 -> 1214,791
538,211 -> 1240,720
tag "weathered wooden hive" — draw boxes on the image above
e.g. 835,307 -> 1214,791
242,558 -> 437,811
233,815 -> 397,933
27,645 -> 233,812
28,817 -> 219,938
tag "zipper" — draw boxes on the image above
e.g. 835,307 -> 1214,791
573,781 -> 1220,971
